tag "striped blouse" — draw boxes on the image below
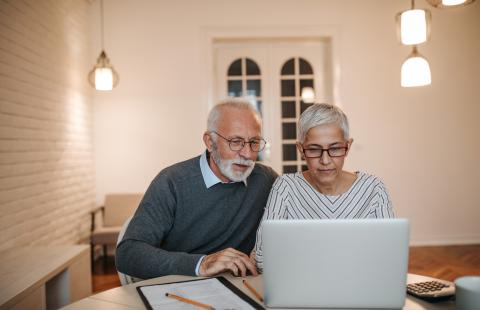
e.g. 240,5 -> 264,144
254,171 -> 394,271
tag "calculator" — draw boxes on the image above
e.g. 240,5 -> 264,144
406,279 -> 455,302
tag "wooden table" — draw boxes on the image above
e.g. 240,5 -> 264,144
62,273 -> 456,309
0,245 -> 91,310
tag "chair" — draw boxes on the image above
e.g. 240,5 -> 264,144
90,193 -> 143,269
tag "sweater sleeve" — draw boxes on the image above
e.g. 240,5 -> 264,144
115,173 -> 204,279
254,176 -> 289,272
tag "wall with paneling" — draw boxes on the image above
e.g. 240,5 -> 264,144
0,0 -> 94,252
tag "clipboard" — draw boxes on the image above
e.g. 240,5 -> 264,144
137,276 -> 265,310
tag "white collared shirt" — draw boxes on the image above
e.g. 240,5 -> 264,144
199,150 -> 247,188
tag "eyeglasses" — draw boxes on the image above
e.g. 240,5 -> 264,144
302,146 -> 348,158
211,131 -> 266,152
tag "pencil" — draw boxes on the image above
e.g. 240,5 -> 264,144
165,292 -> 215,310
242,279 -> 264,302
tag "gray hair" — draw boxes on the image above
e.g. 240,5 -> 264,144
298,103 -> 349,143
207,98 -> 261,133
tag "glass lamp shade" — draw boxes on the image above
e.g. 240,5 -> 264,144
401,48 -> 432,87
94,68 -> 114,90
443,0 -> 467,4
426,0 -> 475,7
88,50 -> 119,91
396,9 -> 432,45
301,87 -> 315,104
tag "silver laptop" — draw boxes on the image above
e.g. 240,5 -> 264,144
262,219 -> 410,309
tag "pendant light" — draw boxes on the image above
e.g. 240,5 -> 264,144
396,0 -> 432,45
300,87 -> 315,104
396,0 -> 432,87
426,0 -> 476,8
396,0 -> 475,87
401,46 -> 432,87
88,0 -> 119,91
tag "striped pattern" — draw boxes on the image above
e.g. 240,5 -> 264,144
0,0 -> 94,252
254,171 -> 394,270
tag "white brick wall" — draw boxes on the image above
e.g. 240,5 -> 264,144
0,0 -> 95,252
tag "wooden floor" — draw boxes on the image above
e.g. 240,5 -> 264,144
92,256 -> 121,293
408,244 -> 480,282
92,244 -> 480,293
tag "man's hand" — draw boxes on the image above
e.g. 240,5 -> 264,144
199,248 -> 258,277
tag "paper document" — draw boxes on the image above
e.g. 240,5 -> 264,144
137,277 -> 263,310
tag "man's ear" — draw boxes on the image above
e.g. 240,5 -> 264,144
203,132 -> 214,152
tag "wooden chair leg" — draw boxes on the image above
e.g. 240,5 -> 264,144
103,245 -> 108,268
90,242 -> 95,273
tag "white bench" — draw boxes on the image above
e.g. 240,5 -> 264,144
0,245 -> 91,310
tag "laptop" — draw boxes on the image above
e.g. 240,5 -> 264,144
261,219 -> 410,309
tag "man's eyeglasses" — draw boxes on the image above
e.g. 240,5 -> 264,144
211,131 -> 266,152
302,146 -> 348,158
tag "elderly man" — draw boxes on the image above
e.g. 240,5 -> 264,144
116,99 -> 278,279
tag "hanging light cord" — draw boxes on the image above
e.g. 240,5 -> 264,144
100,0 -> 105,50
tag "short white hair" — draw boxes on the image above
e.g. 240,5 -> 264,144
298,103 -> 349,143
207,98 -> 261,133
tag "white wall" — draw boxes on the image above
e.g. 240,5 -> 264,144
93,0 -> 480,245
0,0 -> 94,251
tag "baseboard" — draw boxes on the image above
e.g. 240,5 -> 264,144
410,234 -> 480,246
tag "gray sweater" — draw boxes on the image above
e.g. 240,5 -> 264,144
116,154 -> 277,279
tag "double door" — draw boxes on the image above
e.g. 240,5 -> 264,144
214,39 -> 333,174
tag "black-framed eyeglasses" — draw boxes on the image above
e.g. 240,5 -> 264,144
302,146 -> 348,158
211,131 -> 266,152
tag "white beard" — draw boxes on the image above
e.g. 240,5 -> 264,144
211,145 -> 255,182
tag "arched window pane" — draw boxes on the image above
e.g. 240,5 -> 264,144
225,57 -> 263,162
299,58 -> 313,74
300,79 -> 314,90
228,59 -> 242,76
282,122 -> 296,140
246,79 -> 261,96
228,80 -> 242,97
280,57 -> 315,174
281,58 -> 295,75
283,144 -> 297,161
301,101 -> 314,113
281,80 -> 295,96
246,58 -> 260,75
226,58 -> 262,99
281,101 -> 296,118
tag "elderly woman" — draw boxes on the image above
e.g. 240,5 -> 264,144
253,103 -> 394,271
